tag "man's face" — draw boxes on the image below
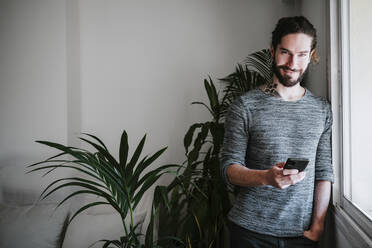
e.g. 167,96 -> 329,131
271,33 -> 314,87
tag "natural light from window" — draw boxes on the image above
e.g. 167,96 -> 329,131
344,0 -> 372,221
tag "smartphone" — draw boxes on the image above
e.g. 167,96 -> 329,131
283,158 -> 309,172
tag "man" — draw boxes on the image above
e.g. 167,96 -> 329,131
220,16 -> 333,248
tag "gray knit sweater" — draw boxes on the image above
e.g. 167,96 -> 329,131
220,88 -> 334,237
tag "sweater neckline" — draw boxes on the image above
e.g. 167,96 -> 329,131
257,87 -> 309,103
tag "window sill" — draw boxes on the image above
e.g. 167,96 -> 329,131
333,204 -> 372,248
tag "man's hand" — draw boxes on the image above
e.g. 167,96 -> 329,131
304,224 -> 324,242
265,162 -> 306,189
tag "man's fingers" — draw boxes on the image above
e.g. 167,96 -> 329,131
298,171 -> 306,180
281,172 -> 306,187
271,163 -> 306,189
290,171 -> 306,184
283,169 -> 299,175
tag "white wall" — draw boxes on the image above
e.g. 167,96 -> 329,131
78,0 -> 295,167
0,0 -> 68,168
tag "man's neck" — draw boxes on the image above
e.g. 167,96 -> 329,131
273,78 -> 306,101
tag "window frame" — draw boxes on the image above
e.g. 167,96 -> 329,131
329,0 -> 372,243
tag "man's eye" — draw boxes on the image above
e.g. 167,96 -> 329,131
281,51 -> 289,54
299,53 -> 307,57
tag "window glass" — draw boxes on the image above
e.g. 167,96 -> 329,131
345,0 -> 372,220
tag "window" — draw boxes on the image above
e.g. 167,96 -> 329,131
344,0 -> 372,219
333,0 -> 372,241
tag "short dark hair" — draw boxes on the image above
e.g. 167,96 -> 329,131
271,16 -> 317,52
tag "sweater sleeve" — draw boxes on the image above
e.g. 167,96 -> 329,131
219,97 -> 250,187
315,102 -> 334,183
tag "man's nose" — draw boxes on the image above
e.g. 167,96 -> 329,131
287,55 -> 298,69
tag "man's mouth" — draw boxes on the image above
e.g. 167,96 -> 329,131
282,67 -> 299,76
284,69 -> 295,74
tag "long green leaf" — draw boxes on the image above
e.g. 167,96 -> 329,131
27,152 -> 67,167
126,154 -> 147,191
187,123 -> 209,164
135,164 -> 178,192
125,134 -> 146,179
81,152 -> 126,197
206,77 -> 219,113
191,102 -> 214,117
41,182 -> 120,213
145,185 -> 163,248
55,189 -> 108,210
35,141 -> 87,162
130,147 -> 167,186
184,123 -> 203,154
204,78 -> 212,102
28,164 -> 100,182
75,156 -> 124,208
81,132 -> 109,151
133,170 -> 174,208
79,137 -> 120,172
119,130 -> 129,172
40,177 -> 106,199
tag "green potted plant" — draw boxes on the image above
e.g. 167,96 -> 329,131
155,49 -> 271,248
28,130 -> 179,248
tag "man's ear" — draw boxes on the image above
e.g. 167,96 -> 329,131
310,48 -> 319,64
310,49 -> 315,59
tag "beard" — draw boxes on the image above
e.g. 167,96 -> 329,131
272,58 -> 308,87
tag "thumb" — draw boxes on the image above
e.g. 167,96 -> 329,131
275,162 -> 286,168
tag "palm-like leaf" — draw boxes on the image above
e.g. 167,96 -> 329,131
220,64 -> 265,108
243,48 -> 272,82
28,130 -> 178,247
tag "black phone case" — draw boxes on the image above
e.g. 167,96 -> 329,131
284,158 -> 309,172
